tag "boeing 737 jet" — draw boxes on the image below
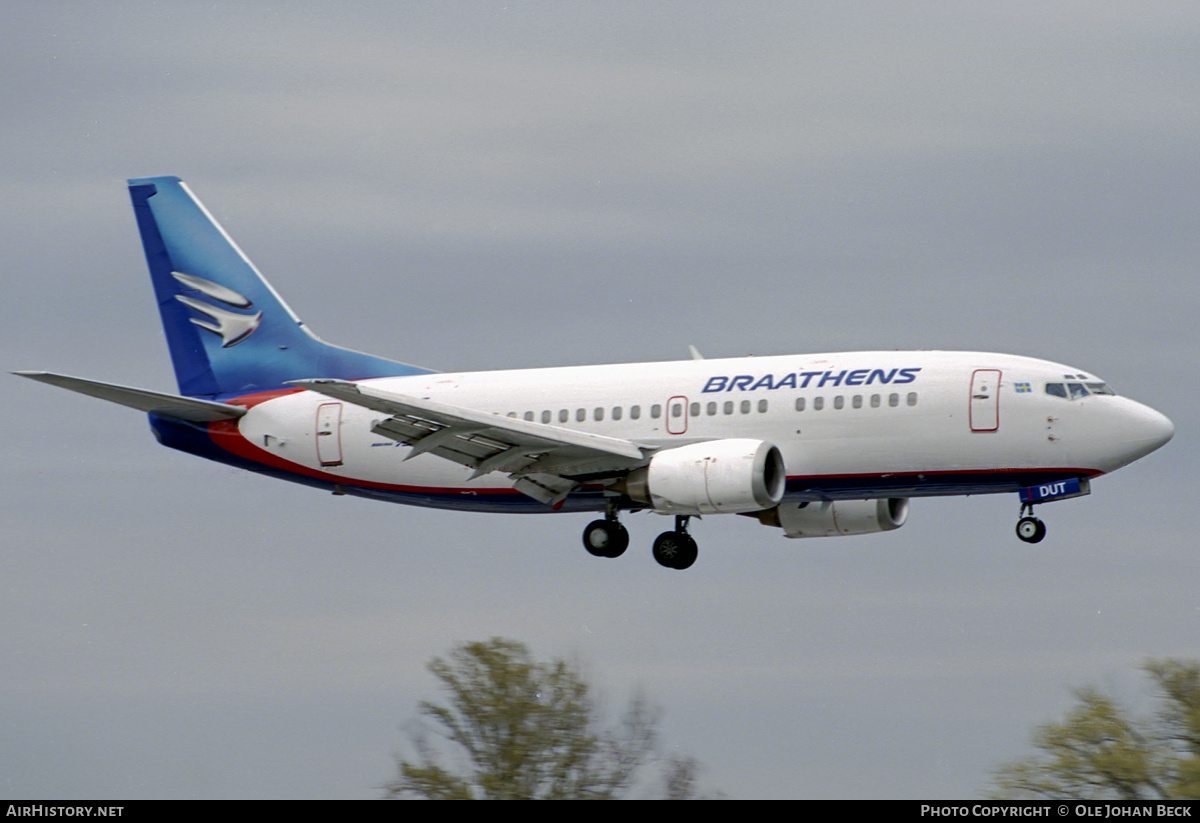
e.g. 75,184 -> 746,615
18,177 -> 1175,569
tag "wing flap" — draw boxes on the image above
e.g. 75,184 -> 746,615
513,473 -> 581,506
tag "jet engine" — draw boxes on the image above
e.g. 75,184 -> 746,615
621,438 -> 786,515
756,498 -> 909,538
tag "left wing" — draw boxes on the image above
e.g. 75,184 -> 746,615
291,379 -> 651,504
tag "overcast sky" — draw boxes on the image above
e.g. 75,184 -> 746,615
3,2 -> 1197,799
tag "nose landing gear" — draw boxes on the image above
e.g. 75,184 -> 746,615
1016,503 -> 1046,544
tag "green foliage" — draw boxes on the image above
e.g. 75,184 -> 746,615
990,659 -> 1200,800
384,637 -> 706,800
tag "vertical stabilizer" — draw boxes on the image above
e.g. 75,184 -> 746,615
128,176 -> 430,396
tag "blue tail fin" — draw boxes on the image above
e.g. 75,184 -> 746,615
128,176 -> 431,397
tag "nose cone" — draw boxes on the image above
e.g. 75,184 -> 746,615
1143,405 -> 1175,451
1114,400 -> 1174,466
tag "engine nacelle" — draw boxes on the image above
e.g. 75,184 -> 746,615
760,498 -> 909,538
625,439 -> 786,515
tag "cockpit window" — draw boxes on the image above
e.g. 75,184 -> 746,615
1045,381 -> 1116,400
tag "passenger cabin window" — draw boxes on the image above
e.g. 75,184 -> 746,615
794,397 -> 805,412
630,405 -> 641,420
651,404 -> 662,419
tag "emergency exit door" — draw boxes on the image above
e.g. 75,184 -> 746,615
316,402 -> 344,466
970,369 -> 1001,432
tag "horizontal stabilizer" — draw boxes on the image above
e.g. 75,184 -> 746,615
15,371 -> 246,422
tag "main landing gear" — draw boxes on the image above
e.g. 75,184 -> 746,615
1016,502 -> 1047,544
582,508 -> 629,558
582,507 -> 698,570
652,516 -> 698,571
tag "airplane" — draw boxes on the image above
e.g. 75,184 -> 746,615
17,176 -> 1175,570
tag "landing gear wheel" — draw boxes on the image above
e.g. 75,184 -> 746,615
583,519 -> 629,558
1016,516 -> 1046,544
652,531 -> 698,570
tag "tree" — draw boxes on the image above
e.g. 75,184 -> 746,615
383,637 -> 710,799
989,659 -> 1200,799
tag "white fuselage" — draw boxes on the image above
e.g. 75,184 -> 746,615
225,350 -> 1173,511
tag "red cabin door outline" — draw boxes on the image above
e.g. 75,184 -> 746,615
970,369 -> 1001,432
666,395 -> 688,435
